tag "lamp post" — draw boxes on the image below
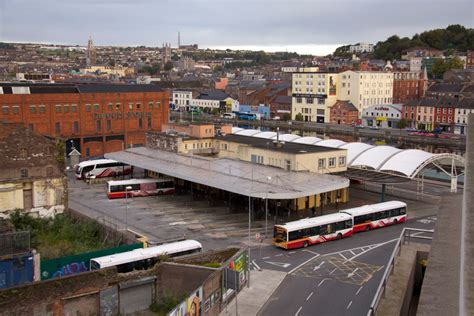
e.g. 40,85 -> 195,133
265,176 -> 272,239
125,185 -> 132,230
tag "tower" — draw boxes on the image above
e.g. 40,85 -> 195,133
86,36 -> 96,67
178,31 -> 181,48
162,42 -> 171,65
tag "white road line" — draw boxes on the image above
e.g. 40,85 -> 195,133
346,300 -> 353,310
262,256 -> 270,259
303,249 -> 318,255
349,250 -> 356,256
356,286 -> 363,295
306,292 -> 314,301
288,253 -> 320,275
275,254 -> 283,257
252,260 -> 262,271
339,253 -> 348,260
289,251 -> 296,254
295,306 -> 303,316
318,279 -> 326,287
345,238 -> 398,263
330,268 -> 337,275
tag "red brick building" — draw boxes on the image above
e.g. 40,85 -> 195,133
392,71 -> 426,103
0,84 -> 169,158
329,100 -> 359,125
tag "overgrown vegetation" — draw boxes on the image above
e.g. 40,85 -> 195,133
432,57 -> 465,78
149,291 -> 186,316
10,210 -> 118,260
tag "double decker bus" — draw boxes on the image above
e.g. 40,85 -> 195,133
273,213 -> 353,249
107,178 -> 175,199
90,240 -> 202,273
74,159 -> 132,180
341,201 -> 407,232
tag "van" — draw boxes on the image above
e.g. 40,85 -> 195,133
222,113 -> 235,119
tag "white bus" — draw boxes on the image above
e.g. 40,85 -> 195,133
273,213 -> 353,249
107,178 -> 175,199
90,240 -> 202,273
74,159 -> 132,180
340,201 -> 407,232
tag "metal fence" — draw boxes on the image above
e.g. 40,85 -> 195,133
0,230 -> 31,257
367,227 -> 434,316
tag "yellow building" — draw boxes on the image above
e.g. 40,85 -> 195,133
81,65 -> 135,77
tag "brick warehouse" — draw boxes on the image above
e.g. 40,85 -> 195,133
0,84 -> 169,158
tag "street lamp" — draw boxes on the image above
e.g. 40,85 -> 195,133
125,185 -> 132,230
265,176 -> 272,239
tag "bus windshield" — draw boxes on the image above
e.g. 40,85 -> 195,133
273,227 -> 287,242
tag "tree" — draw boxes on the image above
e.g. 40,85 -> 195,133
396,119 -> 409,129
294,113 -> 304,121
432,57 -> 464,78
164,61 -> 174,71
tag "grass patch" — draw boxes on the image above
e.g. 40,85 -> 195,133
10,210 -> 118,260
150,291 -> 185,315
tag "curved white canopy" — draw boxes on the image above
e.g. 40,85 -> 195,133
234,129 -> 261,136
231,127 -> 244,134
292,136 -> 323,145
272,134 -> 301,142
254,131 -> 278,139
350,146 -> 402,170
339,142 -> 374,164
317,139 -> 347,148
379,149 -> 434,177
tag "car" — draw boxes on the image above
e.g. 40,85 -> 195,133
404,127 -> 417,132
355,124 -> 365,129
370,125 -> 380,130
272,116 -> 281,120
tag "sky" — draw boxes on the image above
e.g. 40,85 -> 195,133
0,0 -> 473,55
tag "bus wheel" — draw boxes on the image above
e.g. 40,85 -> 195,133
337,233 -> 342,240
365,225 -> 371,232
158,191 -> 163,195
303,241 -> 309,248
394,219 -> 398,225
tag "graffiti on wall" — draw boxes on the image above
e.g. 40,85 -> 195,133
45,261 -> 89,279
168,286 -> 203,316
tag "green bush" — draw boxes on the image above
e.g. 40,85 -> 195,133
150,291 -> 185,315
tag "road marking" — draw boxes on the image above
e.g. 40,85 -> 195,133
330,268 -> 337,275
289,251 -> 296,254
275,254 -> 283,257
295,306 -> 302,316
262,256 -> 270,259
265,261 -> 291,268
356,286 -> 363,295
306,292 -> 314,301
344,238 -> 398,264
288,253 -> 320,274
252,260 -> 262,271
346,300 -> 353,310
303,249 -> 318,255
318,279 -> 326,287
339,253 -> 348,260
348,268 -> 360,278
349,250 -> 356,256
313,261 -> 325,271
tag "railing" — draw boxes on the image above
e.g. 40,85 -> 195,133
367,227 -> 434,316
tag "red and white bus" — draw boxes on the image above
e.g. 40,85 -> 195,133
74,159 -> 132,180
107,178 -> 175,199
273,213 -> 353,249
340,201 -> 407,233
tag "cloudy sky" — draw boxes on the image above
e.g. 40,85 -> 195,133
0,0 -> 472,55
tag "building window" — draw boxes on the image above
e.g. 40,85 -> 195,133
318,99 -> 324,105
96,120 -> 101,131
108,103 -> 113,111
64,105 -> 70,113
148,102 -> 154,109
30,105 -> 37,113
129,103 -> 133,110
138,118 -> 143,129
13,106 -> 19,114
94,104 -> 99,111
107,120 -> 111,131
55,105 -> 61,113
28,123 -> 34,131
86,104 -> 91,112
136,103 -> 141,109
71,104 -> 77,113
296,97 -> 302,104
156,101 -> 161,109
46,167 -> 53,177
307,98 -> 314,104
19,148 -> 27,158
73,121 -> 79,133
339,156 -> 346,166
318,158 -> 326,170
55,122 -> 60,133
116,103 -> 121,110
20,169 -> 28,178
147,117 -> 152,128
86,148 -> 90,157
2,106 -> 8,114
329,157 -> 336,168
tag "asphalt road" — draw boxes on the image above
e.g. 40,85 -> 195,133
254,216 -> 436,316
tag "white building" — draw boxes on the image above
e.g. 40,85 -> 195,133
409,57 -> 423,72
291,71 -> 339,122
361,104 -> 403,128
454,99 -> 474,134
349,43 -> 374,54
338,70 -> 394,113
172,90 -> 193,109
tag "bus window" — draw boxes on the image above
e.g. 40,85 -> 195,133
400,207 -> 406,215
